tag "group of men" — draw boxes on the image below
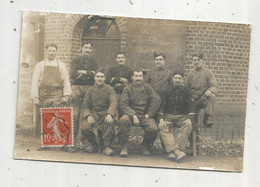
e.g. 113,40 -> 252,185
31,42 -> 218,161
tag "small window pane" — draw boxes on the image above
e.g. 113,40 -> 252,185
82,18 -> 120,39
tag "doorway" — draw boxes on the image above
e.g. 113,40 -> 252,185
81,17 -> 121,69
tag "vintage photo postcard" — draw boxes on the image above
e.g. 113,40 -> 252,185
14,11 -> 251,172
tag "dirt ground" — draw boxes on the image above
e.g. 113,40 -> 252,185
14,132 -> 243,172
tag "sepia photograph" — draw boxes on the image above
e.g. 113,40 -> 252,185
14,11 -> 251,172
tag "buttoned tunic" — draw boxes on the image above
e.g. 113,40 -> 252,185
144,67 -> 172,98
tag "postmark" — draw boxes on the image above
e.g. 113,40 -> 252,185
41,107 -> 73,147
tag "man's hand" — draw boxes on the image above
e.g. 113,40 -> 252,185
120,78 -> 128,83
144,114 -> 150,119
188,113 -> 196,121
33,97 -> 41,106
105,114 -> 114,124
205,90 -> 212,97
158,119 -> 167,130
61,96 -> 70,104
87,116 -> 95,125
133,115 -> 140,126
77,70 -> 87,74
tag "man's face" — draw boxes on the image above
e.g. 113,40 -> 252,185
132,71 -> 143,85
81,43 -> 92,56
172,74 -> 184,86
116,54 -> 126,65
46,47 -> 57,60
94,72 -> 106,85
154,55 -> 165,69
192,56 -> 203,70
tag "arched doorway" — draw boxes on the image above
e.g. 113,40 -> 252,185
81,17 -> 121,69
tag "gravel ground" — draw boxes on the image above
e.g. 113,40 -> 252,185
14,130 -> 244,172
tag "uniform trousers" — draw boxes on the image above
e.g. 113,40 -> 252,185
159,114 -> 192,153
71,85 -> 91,141
118,114 -> 158,148
81,114 -> 115,148
195,94 -> 216,116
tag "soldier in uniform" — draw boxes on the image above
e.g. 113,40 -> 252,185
158,72 -> 195,161
106,52 -> 132,96
80,70 -> 118,156
68,42 -> 98,152
118,70 -> 161,157
145,52 -> 172,99
185,53 -> 218,127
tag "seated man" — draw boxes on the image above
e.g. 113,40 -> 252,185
118,70 -> 161,157
186,53 -> 219,127
80,70 -> 118,156
158,72 -> 195,161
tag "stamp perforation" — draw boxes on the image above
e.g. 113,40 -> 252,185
40,107 -> 74,148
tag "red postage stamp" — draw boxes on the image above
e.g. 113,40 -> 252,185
41,107 -> 74,147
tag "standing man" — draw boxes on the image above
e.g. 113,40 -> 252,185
69,42 -> 98,152
186,53 -> 219,127
106,52 -> 132,96
106,52 -> 132,119
145,53 -> 172,99
31,43 -> 71,137
118,70 -> 161,157
158,72 -> 195,161
80,70 -> 118,156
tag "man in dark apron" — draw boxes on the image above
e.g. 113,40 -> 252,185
31,43 -> 71,146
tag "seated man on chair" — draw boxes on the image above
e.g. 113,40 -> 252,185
80,70 -> 118,156
158,72 -> 195,161
118,70 -> 161,157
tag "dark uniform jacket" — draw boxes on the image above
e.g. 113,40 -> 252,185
82,84 -> 118,119
70,56 -> 98,86
119,82 -> 161,118
158,85 -> 195,120
105,65 -> 132,94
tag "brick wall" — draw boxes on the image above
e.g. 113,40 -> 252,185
183,22 -> 250,140
184,22 -> 251,112
44,13 -> 77,66
17,13 -> 251,140
44,13 -> 127,68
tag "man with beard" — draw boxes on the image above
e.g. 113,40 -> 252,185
158,72 -> 195,161
80,70 -> 117,156
67,42 -> 98,152
118,70 -> 161,157
185,53 -> 218,127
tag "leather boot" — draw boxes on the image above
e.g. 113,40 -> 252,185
120,145 -> 128,157
64,146 -> 77,153
142,146 -> 151,156
103,147 -> 115,156
168,152 -> 176,160
174,148 -> 186,161
203,114 -> 214,127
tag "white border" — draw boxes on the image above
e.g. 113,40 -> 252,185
1,0 -> 260,186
